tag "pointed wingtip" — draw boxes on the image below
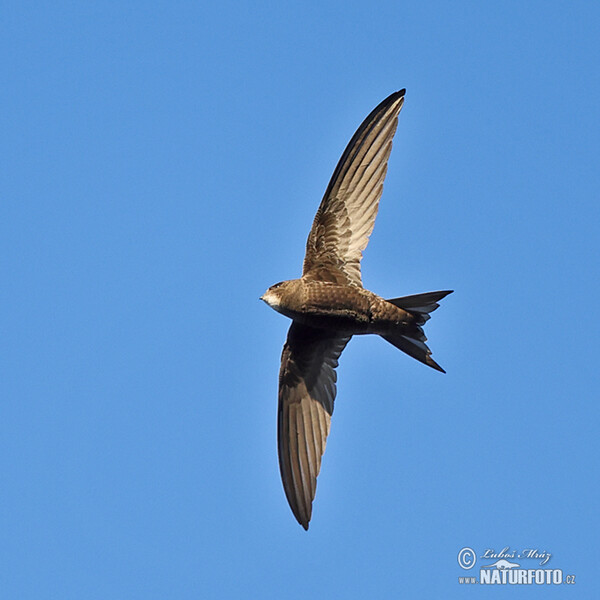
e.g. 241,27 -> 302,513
436,290 -> 454,300
295,507 -> 310,530
379,89 -> 406,110
426,356 -> 446,373
391,89 -> 406,103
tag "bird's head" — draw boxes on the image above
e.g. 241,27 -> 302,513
260,280 -> 296,314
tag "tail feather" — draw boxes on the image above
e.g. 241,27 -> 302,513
382,290 -> 452,372
381,332 -> 446,372
387,290 -> 453,324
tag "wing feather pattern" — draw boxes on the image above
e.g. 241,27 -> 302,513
303,90 -> 406,285
278,323 -> 350,529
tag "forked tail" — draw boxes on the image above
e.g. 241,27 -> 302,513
381,290 -> 453,373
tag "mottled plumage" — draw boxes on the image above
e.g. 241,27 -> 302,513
261,90 -> 452,529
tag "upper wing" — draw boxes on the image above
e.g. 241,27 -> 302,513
303,90 -> 406,286
278,322 -> 351,529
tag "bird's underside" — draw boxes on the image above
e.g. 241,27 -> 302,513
261,89 -> 452,529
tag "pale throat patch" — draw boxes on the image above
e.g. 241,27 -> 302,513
262,290 -> 282,309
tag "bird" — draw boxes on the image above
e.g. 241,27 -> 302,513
260,89 -> 452,530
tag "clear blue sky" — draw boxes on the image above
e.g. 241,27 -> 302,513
2,2 -> 598,598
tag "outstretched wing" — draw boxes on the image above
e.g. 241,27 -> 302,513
278,322 -> 351,529
303,90 -> 405,286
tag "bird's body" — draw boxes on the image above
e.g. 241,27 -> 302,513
261,89 -> 452,529
262,279 -> 413,335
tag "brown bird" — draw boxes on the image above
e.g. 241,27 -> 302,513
261,89 -> 452,530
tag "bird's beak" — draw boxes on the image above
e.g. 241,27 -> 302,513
259,295 -> 265,302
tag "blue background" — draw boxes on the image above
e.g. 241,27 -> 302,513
2,2 -> 598,597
